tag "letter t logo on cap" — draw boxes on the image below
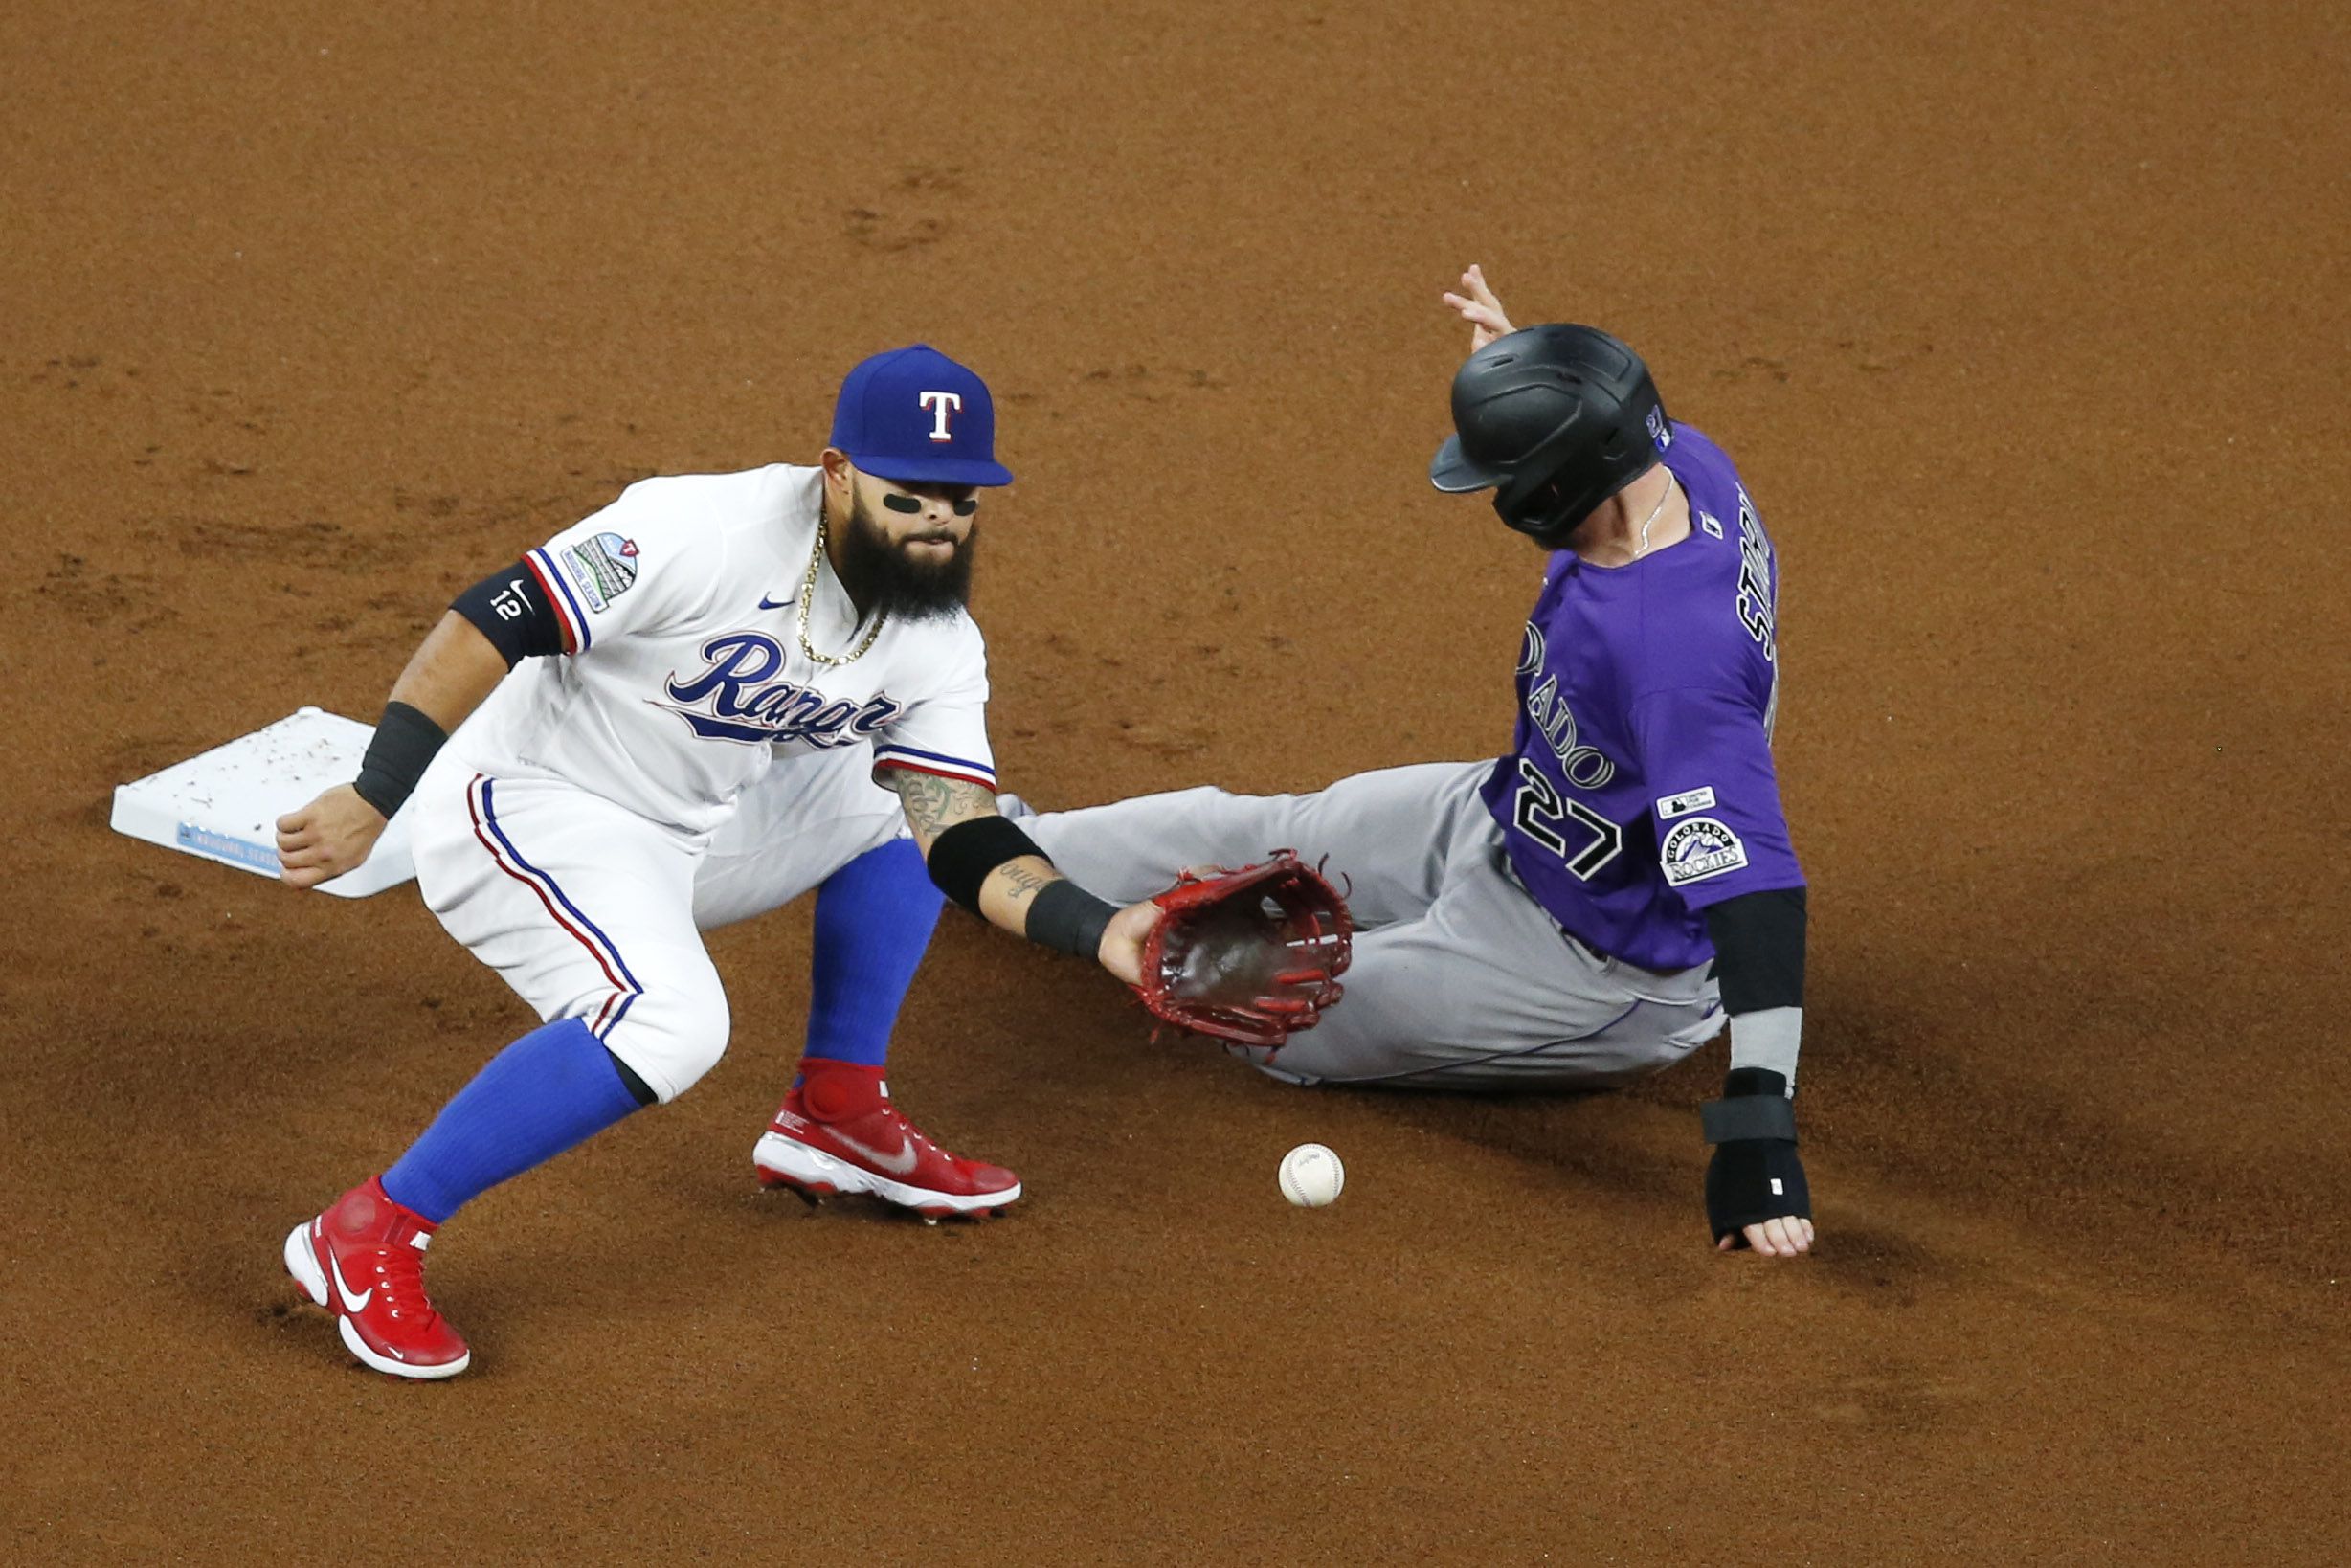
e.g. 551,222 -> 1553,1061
918,391 -> 963,442
830,346 -> 1013,485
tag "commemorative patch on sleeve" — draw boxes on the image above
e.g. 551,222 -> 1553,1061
561,532 -> 639,614
1659,816 -> 1747,885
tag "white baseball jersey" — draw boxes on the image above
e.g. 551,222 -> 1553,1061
449,463 -> 996,835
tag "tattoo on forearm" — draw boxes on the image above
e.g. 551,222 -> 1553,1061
994,860 -> 1055,908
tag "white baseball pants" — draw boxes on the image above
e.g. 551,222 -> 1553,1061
408,747 -> 908,1103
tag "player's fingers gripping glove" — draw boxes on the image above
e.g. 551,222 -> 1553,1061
1134,853 -> 1354,1048
1701,1067 -> 1811,1247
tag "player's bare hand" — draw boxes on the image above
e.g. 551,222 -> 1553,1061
1442,263 -> 1516,351
1090,863 -> 1228,987
1720,1215 -> 1816,1257
1096,899 -> 1159,987
275,783 -> 388,890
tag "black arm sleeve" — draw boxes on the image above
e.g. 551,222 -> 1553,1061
451,562 -> 566,666
926,816 -> 1044,913
1701,886 -> 1807,1015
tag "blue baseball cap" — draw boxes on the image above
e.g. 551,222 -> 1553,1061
828,344 -> 1014,487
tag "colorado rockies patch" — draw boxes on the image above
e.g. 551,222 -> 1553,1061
562,532 -> 640,613
1659,816 -> 1747,885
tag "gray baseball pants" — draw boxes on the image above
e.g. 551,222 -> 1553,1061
1023,760 -> 1725,1088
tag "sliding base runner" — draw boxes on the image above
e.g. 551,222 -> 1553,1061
1019,266 -> 1820,1261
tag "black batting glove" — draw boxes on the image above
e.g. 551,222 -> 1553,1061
1701,1066 -> 1810,1248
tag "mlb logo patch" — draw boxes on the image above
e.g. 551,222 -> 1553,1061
1657,786 -> 1716,820
1646,407 -> 1672,450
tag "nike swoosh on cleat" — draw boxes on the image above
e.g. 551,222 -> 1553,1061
831,1131 -> 921,1176
329,1251 -> 374,1314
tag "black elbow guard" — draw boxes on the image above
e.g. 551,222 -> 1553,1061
1702,886 -> 1807,1015
451,562 -> 566,665
926,816 -> 1045,914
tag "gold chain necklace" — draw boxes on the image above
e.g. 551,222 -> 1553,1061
796,497 -> 885,667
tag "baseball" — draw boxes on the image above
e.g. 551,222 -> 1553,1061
1278,1143 -> 1345,1208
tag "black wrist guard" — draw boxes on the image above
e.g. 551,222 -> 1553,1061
352,701 -> 449,819
1701,1067 -> 1809,1246
1024,878 -> 1119,960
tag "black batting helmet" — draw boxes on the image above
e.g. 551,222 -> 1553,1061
1429,324 -> 1668,546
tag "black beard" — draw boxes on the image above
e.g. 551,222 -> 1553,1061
835,489 -> 976,621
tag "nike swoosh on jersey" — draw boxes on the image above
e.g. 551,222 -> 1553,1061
832,1130 -> 921,1176
757,594 -> 792,610
329,1250 -> 374,1314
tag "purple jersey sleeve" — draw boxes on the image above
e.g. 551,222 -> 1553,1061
1627,685 -> 1803,911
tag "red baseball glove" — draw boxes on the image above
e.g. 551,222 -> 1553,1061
1132,852 -> 1353,1048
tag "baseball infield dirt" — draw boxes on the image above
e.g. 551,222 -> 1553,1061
4,2 -> 2344,1562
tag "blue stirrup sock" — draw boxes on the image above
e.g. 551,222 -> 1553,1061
381,1018 -> 649,1225
801,836 -> 944,1072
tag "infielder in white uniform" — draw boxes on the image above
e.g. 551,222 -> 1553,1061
275,346 -> 1162,1378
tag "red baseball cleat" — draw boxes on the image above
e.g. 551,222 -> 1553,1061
754,1078 -> 1021,1220
282,1176 -> 471,1379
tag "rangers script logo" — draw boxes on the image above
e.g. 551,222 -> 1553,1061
657,633 -> 904,746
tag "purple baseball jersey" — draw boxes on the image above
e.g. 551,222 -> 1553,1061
1480,421 -> 1803,972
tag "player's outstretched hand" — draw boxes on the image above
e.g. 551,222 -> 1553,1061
276,783 -> 389,890
1723,1214 -> 1816,1257
1442,263 -> 1516,352
1096,899 -> 1158,988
